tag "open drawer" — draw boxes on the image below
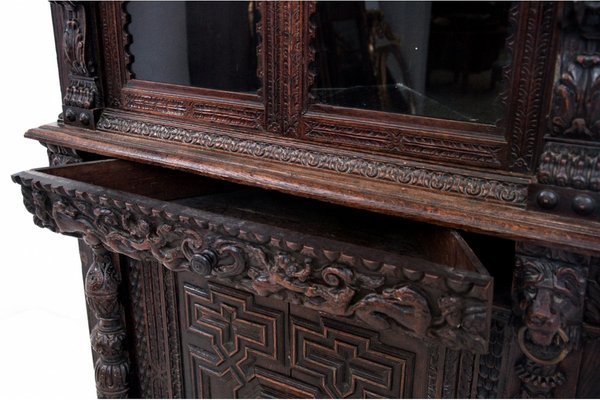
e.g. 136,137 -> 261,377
13,159 -> 492,353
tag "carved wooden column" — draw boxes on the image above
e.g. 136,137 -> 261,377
85,244 -> 129,398
513,244 -> 589,398
51,1 -> 104,128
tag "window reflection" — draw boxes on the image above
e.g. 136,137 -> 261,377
128,1 -> 260,93
312,1 -> 510,124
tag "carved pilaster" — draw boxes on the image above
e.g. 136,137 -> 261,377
261,2 -> 312,136
513,243 -> 590,398
85,245 -> 129,398
530,2 -> 600,220
53,1 -> 103,128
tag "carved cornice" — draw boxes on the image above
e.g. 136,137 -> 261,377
14,172 -> 492,352
97,113 -> 528,205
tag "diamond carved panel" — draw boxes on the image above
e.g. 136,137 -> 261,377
291,317 -> 416,398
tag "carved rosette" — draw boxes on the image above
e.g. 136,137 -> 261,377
55,1 -> 103,128
85,246 -> 129,398
513,244 -> 589,398
13,172 -> 492,353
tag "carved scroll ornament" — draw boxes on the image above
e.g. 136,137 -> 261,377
13,173 -> 491,352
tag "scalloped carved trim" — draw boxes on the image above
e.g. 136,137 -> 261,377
97,113 -> 528,205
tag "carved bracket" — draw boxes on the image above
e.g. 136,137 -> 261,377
54,1 -> 103,128
513,243 -> 590,398
13,173 -> 492,353
43,143 -> 84,167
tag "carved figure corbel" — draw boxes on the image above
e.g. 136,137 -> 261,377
513,244 -> 589,398
54,1 -> 103,128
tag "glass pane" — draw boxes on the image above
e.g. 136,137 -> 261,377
312,1 -> 511,124
127,1 -> 260,93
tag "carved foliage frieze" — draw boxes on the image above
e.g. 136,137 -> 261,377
97,113 -> 528,205
13,172 -> 492,352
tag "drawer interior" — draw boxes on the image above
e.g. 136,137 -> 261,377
39,159 -> 485,274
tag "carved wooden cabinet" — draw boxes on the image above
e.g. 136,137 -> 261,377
12,1 -> 600,398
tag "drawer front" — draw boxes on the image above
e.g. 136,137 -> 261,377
13,159 -> 493,353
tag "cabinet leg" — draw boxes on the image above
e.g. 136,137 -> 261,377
512,243 -> 589,398
85,244 -> 130,398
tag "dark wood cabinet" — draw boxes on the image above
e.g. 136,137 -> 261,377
12,1 -> 600,398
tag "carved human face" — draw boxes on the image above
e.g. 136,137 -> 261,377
516,257 -> 586,348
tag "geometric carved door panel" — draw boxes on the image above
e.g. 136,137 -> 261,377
179,279 -> 293,398
177,273 -> 442,398
290,315 -> 417,398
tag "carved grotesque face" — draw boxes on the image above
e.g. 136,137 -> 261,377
516,257 -> 586,349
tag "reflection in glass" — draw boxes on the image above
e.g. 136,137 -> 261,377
312,1 -> 511,124
127,1 -> 260,93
